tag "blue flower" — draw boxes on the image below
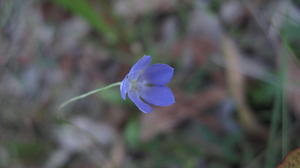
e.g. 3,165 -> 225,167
120,55 -> 175,113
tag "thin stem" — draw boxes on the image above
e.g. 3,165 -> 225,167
282,88 -> 288,158
281,39 -> 292,158
264,83 -> 281,168
59,82 -> 121,109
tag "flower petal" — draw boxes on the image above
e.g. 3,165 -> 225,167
143,64 -> 174,85
128,91 -> 152,113
141,86 -> 175,106
120,76 -> 128,100
129,55 -> 151,74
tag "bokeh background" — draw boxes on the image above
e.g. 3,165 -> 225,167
1,0 -> 300,167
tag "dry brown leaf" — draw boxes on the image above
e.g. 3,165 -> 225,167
277,147 -> 300,168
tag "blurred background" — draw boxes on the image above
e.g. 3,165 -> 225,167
1,0 -> 300,167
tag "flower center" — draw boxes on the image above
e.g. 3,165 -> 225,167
127,69 -> 149,93
130,79 -> 139,91
129,78 -> 147,93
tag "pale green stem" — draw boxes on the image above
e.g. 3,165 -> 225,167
59,82 -> 121,109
